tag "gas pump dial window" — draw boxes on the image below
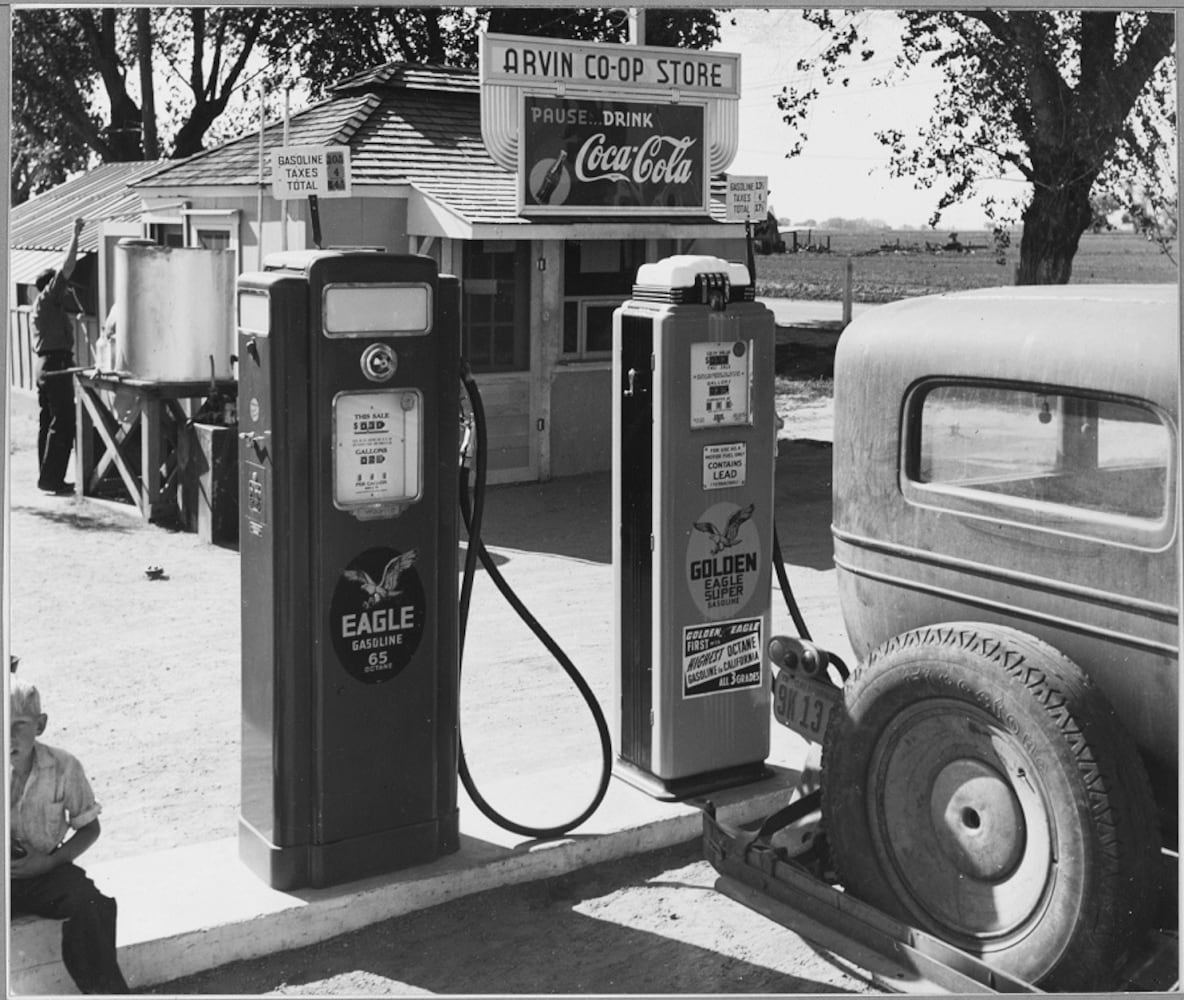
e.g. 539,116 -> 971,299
238,290 -> 271,335
689,341 -> 752,428
322,283 -> 432,337
333,390 -> 423,510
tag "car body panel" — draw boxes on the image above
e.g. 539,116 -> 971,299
832,284 -> 1179,767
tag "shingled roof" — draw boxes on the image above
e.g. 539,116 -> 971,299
135,61 -> 729,227
134,63 -> 519,222
133,91 -> 385,190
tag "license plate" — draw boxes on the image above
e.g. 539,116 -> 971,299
772,669 -> 842,744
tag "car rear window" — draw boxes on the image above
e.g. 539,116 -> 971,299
910,382 -> 1173,528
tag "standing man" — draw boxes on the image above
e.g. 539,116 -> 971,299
32,217 -> 85,494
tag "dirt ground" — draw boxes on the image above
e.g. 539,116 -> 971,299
146,839 -> 877,996
7,387 -> 868,995
5,387 -> 837,866
9,384 -> 1178,995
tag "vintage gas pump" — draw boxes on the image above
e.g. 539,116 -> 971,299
612,255 -> 777,799
236,250 -> 460,890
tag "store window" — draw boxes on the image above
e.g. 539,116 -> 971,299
192,228 -> 231,251
185,210 -> 239,256
562,240 -> 648,360
143,210 -> 240,256
147,222 -> 184,247
462,240 -> 530,372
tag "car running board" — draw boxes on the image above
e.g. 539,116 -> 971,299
699,797 -> 1041,994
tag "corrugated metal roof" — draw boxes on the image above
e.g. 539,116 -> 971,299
11,160 -> 168,252
135,61 -> 732,227
9,248 -> 64,286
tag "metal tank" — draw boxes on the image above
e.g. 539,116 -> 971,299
113,238 -> 236,381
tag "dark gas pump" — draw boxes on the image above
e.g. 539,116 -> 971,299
236,251 -> 460,889
236,249 -> 612,890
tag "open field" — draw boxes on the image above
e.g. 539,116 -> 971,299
752,229 -> 1179,301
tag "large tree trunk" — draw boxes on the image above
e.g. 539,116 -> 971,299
1016,170 -> 1096,285
136,9 -> 159,159
106,92 -> 145,161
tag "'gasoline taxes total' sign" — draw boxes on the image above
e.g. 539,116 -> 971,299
521,96 -> 705,216
270,145 -> 352,199
725,175 -> 768,221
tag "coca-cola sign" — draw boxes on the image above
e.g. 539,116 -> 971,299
520,96 -> 706,216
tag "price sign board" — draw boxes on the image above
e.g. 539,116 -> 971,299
271,145 -> 352,199
724,175 -> 768,222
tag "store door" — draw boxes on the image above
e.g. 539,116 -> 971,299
462,240 -> 536,483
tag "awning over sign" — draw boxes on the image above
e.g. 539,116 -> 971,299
406,183 -> 743,241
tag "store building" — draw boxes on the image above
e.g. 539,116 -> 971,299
130,55 -> 747,483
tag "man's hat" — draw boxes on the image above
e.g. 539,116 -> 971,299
35,268 -> 56,291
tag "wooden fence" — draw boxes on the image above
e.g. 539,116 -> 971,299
8,307 -> 97,393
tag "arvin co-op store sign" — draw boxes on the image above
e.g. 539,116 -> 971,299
480,33 -> 741,218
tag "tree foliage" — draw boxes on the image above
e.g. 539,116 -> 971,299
12,7 -> 270,201
13,6 -> 721,204
778,10 -> 1176,283
11,9 -> 136,203
257,7 -> 721,99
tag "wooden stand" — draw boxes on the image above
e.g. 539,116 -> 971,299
74,372 -> 237,524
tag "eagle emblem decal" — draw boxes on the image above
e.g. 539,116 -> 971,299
693,504 -> 755,554
343,549 -> 418,608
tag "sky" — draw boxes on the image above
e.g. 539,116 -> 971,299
712,8 -> 1022,230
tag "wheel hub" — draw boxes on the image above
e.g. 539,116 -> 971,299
930,759 -> 1025,879
872,703 -> 1054,940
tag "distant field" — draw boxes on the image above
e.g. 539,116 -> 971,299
751,229 -> 1179,301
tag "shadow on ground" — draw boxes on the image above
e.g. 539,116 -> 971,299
11,501 -> 139,533
147,841 -> 863,996
477,442 -> 835,572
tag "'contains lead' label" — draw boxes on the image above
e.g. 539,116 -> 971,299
329,546 -> 426,684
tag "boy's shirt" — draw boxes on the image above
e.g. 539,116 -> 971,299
11,741 -> 102,855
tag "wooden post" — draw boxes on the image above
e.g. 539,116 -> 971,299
842,256 -> 853,326
628,8 -> 646,44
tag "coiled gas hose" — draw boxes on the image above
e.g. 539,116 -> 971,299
456,362 -> 613,838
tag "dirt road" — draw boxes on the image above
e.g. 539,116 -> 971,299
146,838 -> 878,995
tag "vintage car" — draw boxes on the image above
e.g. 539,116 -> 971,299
824,284 -> 1178,990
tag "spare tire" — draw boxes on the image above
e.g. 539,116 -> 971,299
822,623 -> 1161,990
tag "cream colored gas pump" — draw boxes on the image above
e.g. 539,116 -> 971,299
612,255 -> 777,799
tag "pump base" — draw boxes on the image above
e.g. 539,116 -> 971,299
238,810 -> 460,891
613,757 -> 771,802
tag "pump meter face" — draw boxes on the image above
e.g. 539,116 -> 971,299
333,389 -> 423,509
689,341 -> 752,427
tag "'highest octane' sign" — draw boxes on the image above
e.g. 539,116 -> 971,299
520,96 -> 706,216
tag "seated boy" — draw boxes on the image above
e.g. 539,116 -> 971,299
10,678 -> 129,994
